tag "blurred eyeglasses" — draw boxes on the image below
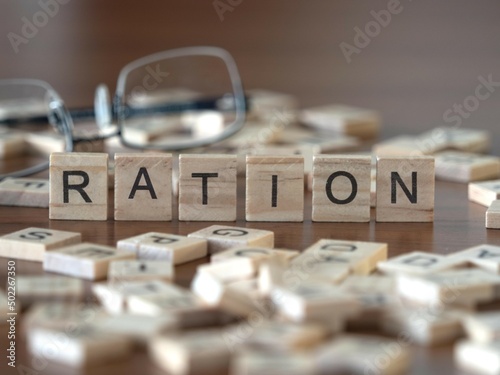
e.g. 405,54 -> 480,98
0,46 -> 246,180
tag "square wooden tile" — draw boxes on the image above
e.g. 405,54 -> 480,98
188,225 -> 274,254
435,151 -> 500,182
312,155 -> 371,222
377,251 -> 463,275
451,244 -> 500,272
376,156 -> 435,222
114,153 -> 172,221
179,154 -> 237,221
469,179 -> 500,207
0,178 -> 49,207
117,232 -> 207,265
108,260 -> 174,282
0,227 -> 81,262
49,152 -> 108,220
44,242 -> 135,280
300,104 -> 380,139
246,155 -> 304,222
487,201 -> 500,229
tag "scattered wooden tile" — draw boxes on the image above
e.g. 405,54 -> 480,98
16,276 -> 83,307
0,227 -> 81,262
22,302 -> 105,334
0,131 -> 26,159
451,244 -> 500,273
377,251 -> 463,275
435,151 -> 500,182
382,307 -> 465,345
304,239 -> 388,275
192,265 -> 262,317
316,335 -> 411,375
117,232 -> 207,264
373,135 -> 434,156
487,201 -> 500,229
246,89 -> 298,122
231,350 -> 317,375
150,330 -> 231,375
312,155 -> 371,222
396,268 -> 500,306
231,320 -> 327,352
92,280 -> 176,315
92,313 -> 178,346
246,155 -> 304,222
0,178 -> 49,207
198,257 -> 257,283
108,260 -> 174,282
188,225 -> 274,255
455,340 -> 500,375
211,246 -> 298,266
121,117 -> 184,144
49,152 -> 108,220
340,275 -> 398,329
429,127 -> 491,153
258,257 -> 287,296
271,280 -> 359,324
469,179 -> 500,207
27,326 -> 132,367
376,156 -> 435,222
44,243 -> 135,280
301,104 -> 380,139
463,312 -> 500,343
127,285 -> 227,328
178,154 -> 237,221
114,153 -> 172,221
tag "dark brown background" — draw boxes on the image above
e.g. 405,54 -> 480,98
2,1 -> 500,374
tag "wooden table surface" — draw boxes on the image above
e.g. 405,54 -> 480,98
2,1 -> 500,374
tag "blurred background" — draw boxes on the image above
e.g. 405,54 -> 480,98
1,0 -> 500,143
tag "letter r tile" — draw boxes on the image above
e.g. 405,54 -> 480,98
49,152 -> 108,221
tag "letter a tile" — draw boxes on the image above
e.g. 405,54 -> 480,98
114,153 -> 172,221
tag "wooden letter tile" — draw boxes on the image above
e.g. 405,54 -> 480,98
150,330 -> 231,375
0,178 -> 49,207
451,244 -> 500,273
188,225 -> 274,254
117,232 -> 207,265
231,350 -> 316,375
114,153 -> 172,221
463,312 -> 500,343
44,242 -> 135,280
376,156 -> 435,222
246,155 -> 304,222
377,251 -> 463,275
487,200 -> 500,229
17,276 -> 83,306
178,154 -> 237,221
455,340 -> 500,375
0,227 -> 81,262
469,179 -> 500,207
435,151 -> 500,183
211,246 -> 298,266
304,239 -> 388,275
300,104 -> 380,139
108,260 -> 174,282
312,155 -> 371,222
27,326 -> 132,367
49,152 -> 108,220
